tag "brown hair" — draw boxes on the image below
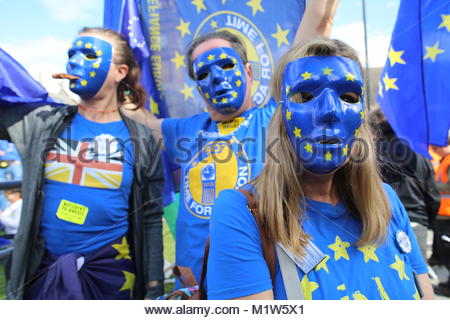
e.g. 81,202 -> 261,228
80,27 -> 147,109
253,38 -> 391,256
186,30 -> 248,80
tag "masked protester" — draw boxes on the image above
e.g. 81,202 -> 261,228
207,38 -> 435,300
0,27 -> 164,300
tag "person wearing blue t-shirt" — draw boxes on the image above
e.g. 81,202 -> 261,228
135,0 -> 341,286
207,38 -> 435,300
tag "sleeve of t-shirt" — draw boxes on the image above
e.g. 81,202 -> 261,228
207,189 -> 273,299
383,183 -> 428,275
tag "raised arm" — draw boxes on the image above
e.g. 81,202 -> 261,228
294,0 -> 340,45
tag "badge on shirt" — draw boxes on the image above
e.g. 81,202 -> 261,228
396,230 -> 412,254
56,199 -> 89,225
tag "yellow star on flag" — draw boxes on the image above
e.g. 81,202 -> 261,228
387,46 -> 406,67
176,18 -> 191,38
304,143 -> 313,154
293,127 -> 302,138
246,0 -> 264,16
300,274 -> 319,300
80,80 -> 88,86
191,0 -> 206,13
390,254 -> 410,280
343,144 -> 349,156
325,151 -> 332,161
179,83 -> 195,100
171,51 -> 186,69
93,62 -> 100,69
89,71 -> 96,78
345,73 -> 355,82
328,236 -> 350,261
271,24 -> 290,48
286,109 -> 292,120
95,50 -> 102,56
301,71 -> 312,80
150,97 -> 159,115
112,237 -> 131,260
119,271 -> 135,298
210,19 -> 218,29
323,67 -> 333,75
357,244 -> 379,263
235,79 -> 242,87
424,41 -> 445,62
314,254 -> 330,273
76,40 -> 83,46
383,73 -> 399,91
85,43 -> 92,49
207,54 -> 215,61
438,14 -> 450,32
231,91 -> 238,98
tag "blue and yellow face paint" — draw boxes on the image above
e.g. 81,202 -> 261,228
66,36 -> 113,98
193,47 -> 247,115
281,56 -> 365,174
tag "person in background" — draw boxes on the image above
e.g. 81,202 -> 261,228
0,27 -> 164,300
0,189 -> 22,236
207,38 -> 434,300
368,108 -> 440,260
0,140 -> 22,211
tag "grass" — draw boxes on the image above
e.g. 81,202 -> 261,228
0,264 -> 5,299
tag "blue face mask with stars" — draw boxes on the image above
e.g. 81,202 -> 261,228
281,56 -> 365,174
66,35 -> 113,98
193,47 -> 247,115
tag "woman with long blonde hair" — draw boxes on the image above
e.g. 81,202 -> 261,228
207,38 -> 434,300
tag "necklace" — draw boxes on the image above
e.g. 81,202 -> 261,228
78,104 -> 118,113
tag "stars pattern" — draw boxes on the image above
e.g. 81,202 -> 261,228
95,50 -> 102,57
207,54 -> 215,61
372,277 -> 390,300
150,97 -> 159,115
293,127 -> 302,138
438,14 -> 450,32
93,62 -> 100,69
301,71 -> 312,80
285,109 -> 292,120
387,46 -> 406,67
328,236 -> 350,261
80,80 -> 88,86
89,71 -> 96,78
357,244 -> 379,263
76,40 -> 83,46
323,67 -> 333,75
235,79 -> 242,87
119,271 -> 135,298
221,97 -> 228,103
300,274 -> 319,300
191,0 -> 206,13
354,128 -> 360,136
271,24 -> 290,48
314,254 -> 330,273
220,53 -> 228,59
85,43 -> 93,49
342,144 -> 349,156
325,151 -> 332,161
235,70 -> 242,76
424,41 -> 445,62
231,91 -> 238,98
176,18 -> 191,38
112,237 -> 131,260
171,51 -> 186,69
360,110 -> 365,119
390,254 -> 410,280
210,19 -> 218,29
179,83 -> 195,100
246,0 -> 264,16
383,73 -> 399,91
345,73 -> 355,82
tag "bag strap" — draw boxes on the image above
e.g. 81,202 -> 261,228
276,245 -> 304,300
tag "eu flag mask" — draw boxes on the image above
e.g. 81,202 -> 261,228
281,56 -> 365,174
193,47 -> 247,114
66,36 -> 113,98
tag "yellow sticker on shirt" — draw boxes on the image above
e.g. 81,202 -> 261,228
217,117 -> 244,135
56,200 -> 89,225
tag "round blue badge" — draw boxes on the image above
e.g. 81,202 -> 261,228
396,230 -> 412,254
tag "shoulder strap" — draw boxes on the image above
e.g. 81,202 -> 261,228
238,189 -> 276,283
276,245 -> 304,300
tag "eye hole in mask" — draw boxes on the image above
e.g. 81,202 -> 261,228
85,53 -> 98,60
197,72 -> 209,81
290,91 -> 314,103
221,62 -> 235,70
339,92 -> 360,104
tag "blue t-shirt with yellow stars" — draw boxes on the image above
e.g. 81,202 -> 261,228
162,101 -> 276,286
207,183 -> 427,300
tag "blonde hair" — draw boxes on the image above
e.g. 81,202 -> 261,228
253,38 -> 391,256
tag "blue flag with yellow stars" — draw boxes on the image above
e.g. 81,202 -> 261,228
377,0 -> 450,156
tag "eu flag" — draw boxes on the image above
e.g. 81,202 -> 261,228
377,0 -> 450,156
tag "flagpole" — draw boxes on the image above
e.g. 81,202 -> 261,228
362,0 -> 371,110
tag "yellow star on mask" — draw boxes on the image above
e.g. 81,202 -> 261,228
198,61 -> 204,68
325,151 -> 332,161
300,274 -> 319,300
232,58 -> 237,64
323,67 -> 333,75
76,40 -> 83,46
246,0 -> 264,16
235,70 -> 242,76
271,24 -> 290,48
304,143 -> 313,154
80,80 -> 88,86
150,97 -> 159,115
286,85 -> 291,95
95,50 -> 102,56
235,79 -> 242,87
438,14 -> 450,32
387,46 -> 406,67
221,97 -> 228,103
70,83 -> 75,88
314,254 -> 330,273
176,18 -> 191,38
390,254 -> 410,280
210,19 -> 218,29
93,62 -> 100,69
191,0 -> 206,13
357,244 -> 379,263
328,236 -> 350,261
301,71 -> 312,80
293,127 -> 302,138
171,51 -> 186,69
220,53 -> 228,59
285,109 -> 292,120
205,92 -> 210,99
424,41 -> 445,62
207,54 -> 215,61
343,144 -> 349,156
212,98 -> 218,104
231,91 -> 238,98
179,83 -> 195,100
360,110 -> 365,119
89,71 -> 96,78
85,43 -> 93,49
119,271 -> 135,298
354,128 -> 360,137
112,236 -> 131,260
345,73 -> 355,82
383,73 -> 399,91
